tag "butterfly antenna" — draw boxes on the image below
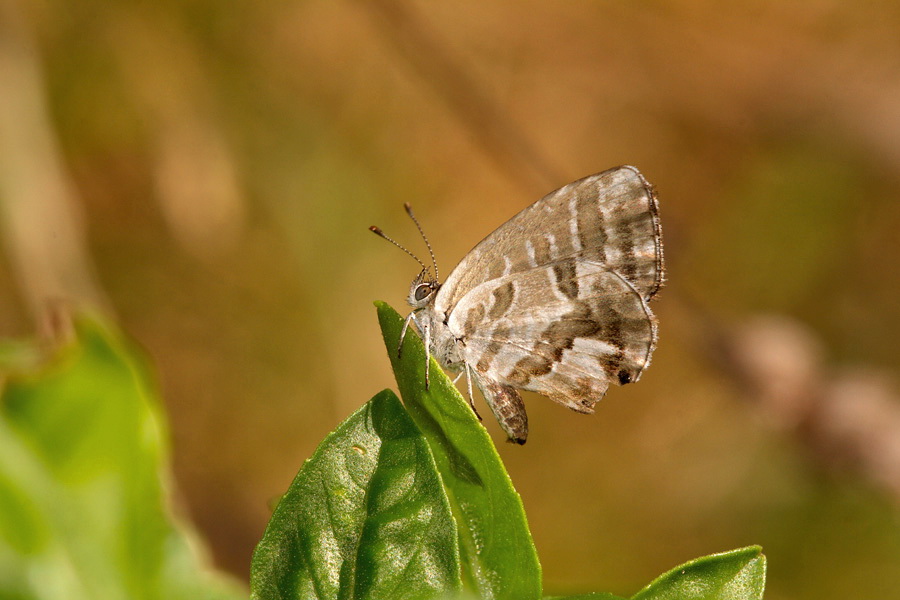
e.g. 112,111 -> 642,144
369,226 -> 430,273
404,203 -> 439,282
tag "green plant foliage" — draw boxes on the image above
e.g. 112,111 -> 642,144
376,302 -> 542,600
0,307 -> 768,600
0,317 -> 243,600
630,546 -> 766,600
250,389 -> 462,600
543,547 -> 766,599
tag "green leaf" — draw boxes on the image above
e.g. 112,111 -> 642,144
0,316 -> 242,600
376,302 -> 542,600
251,389 -> 461,600
630,546 -> 766,600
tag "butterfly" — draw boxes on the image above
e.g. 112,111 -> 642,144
371,165 -> 664,444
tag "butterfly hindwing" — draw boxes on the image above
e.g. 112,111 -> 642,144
446,259 -> 657,413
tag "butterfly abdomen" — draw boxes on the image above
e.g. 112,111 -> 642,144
473,375 -> 528,444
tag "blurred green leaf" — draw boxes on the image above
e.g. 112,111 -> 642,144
376,302 -> 542,600
630,546 -> 766,600
0,317 -> 243,600
0,339 -> 42,372
250,389 -> 461,600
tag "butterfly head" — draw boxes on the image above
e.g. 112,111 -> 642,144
371,202 -> 442,309
407,268 -> 441,309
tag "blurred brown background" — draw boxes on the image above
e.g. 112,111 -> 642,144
2,1 -> 900,598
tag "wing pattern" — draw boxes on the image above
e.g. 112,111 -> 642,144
447,259 -> 656,412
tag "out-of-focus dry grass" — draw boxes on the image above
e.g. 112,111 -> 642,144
2,1 -> 900,599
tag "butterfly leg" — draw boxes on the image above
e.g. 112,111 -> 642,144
464,363 -> 482,421
398,312 -> 416,358
449,367 -> 482,419
423,320 -> 431,390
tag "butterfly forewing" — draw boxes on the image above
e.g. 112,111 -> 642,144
434,165 -> 663,320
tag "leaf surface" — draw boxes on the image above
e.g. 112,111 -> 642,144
630,546 -> 766,600
377,302 -> 542,600
251,389 -> 461,600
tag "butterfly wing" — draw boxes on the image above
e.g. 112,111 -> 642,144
433,165 -> 663,321
446,259 -> 656,412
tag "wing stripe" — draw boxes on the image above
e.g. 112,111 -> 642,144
469,332 -> 615,411
475,326 -> 508,373
488,282 -> 515,319
533,234 -> 552,266
576,180 -> 607,264
462,303 -> 486,338
551,258 -> 579,300
466,334 -> 612,380
609,180 -> 639,282
504,304 -> 601,386
469,330 -> 609,385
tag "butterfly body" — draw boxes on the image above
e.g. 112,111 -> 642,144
397,165 -> 664,444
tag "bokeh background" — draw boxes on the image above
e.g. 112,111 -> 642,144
2,1 -> 900,598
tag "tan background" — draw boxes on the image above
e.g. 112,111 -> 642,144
1,1 -> 900,598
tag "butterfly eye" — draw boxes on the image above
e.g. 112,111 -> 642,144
414,284 -> 432,301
